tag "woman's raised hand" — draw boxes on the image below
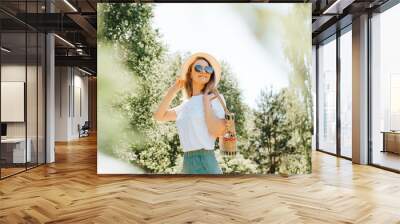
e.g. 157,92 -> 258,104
172,79 -> 185,93
154,79 -> 185,122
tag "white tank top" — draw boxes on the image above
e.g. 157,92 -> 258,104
174,94 -> 226,152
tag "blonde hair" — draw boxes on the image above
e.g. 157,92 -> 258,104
183,57 -> 216,99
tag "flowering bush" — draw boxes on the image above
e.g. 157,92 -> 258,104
216,152 -> 259,174
165,155 -> 184,174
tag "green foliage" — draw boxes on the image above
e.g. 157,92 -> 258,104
99,3 -> 165,134
280,4 -> 313,173
98,3 -> 175,173
99,3 -> 164,78
243,88 -> 312,174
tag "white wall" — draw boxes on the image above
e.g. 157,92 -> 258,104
55,66 -> 69,141
55,67 -> 89,141
72,72 -> 89,138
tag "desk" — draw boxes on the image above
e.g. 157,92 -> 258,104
381,131 -> 400,154
1,138 -> 32,163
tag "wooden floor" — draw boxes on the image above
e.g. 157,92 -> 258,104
1,135 -> 400,224
0,167 -> 26,178
373,150 -> 400,171
1,162 -> 45,178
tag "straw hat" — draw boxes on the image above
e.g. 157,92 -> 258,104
179,52 -> 222,86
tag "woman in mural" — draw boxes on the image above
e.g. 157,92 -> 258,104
154,52 -> 226,174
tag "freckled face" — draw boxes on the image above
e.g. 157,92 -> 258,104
191,59 -> 212,85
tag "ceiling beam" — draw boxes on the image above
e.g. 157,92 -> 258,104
312,15 -> 335,33
11,13 -> 82,32
55,55 -> 96,71
66,13 -> 97,46
322,0 -> 356,14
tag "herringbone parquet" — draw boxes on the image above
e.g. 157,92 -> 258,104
1,134 -> 400,224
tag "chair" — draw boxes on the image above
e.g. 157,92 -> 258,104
78,121 -> 90,138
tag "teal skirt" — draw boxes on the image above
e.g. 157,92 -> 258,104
182,149 -> 223,174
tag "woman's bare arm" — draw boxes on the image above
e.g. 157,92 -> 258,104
203,93 -> 226,138
153,80 -> 184,122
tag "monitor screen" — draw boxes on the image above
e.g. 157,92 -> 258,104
1,123 -> 7,137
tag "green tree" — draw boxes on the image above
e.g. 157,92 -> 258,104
233,4 -> 313,174
99,3 -> 165,133
218,61 -> 248,140
243,88 -> 311,174
98,3 -> 176,172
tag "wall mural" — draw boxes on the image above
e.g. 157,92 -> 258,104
97,3 -> 312,175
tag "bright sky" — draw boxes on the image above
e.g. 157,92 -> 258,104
152,3 -> 292,109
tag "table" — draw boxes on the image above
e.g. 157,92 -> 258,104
1,138 -> 32,163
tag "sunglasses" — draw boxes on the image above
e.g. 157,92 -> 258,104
194,64 -> 214,74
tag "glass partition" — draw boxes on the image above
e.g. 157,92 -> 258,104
0,1 -> 46,179
1,30 -> 28,178
317,36 -> 337,154
339,28 -> 352,158
371,4 -> 400,171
